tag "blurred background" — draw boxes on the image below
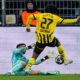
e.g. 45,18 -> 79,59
0,0 -> 80,26
0,0 -> 80,74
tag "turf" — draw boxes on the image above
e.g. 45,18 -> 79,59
0,74 -> 80,80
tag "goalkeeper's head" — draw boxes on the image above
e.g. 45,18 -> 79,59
45,5 -> 58,14
16,43 -> 26,54
16,43 -> 26,48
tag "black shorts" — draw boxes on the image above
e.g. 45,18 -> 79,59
34,37 -> 61,54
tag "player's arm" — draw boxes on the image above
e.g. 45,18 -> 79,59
26,15 -> 33,32
58,16 -> 80,24
26,14 -> 37,32
13,43 -> 35,55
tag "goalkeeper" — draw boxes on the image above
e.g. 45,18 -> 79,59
6,43 -> 60,75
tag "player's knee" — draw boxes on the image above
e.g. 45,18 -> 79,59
20,61 -> 26,67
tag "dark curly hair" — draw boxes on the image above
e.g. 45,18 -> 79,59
45,5 -> 58,14
16,43 -> 26,48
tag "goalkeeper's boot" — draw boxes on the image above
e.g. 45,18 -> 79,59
47,70 -> 60,75
64,59 -> 73,65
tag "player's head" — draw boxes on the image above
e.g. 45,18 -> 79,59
16,43 -> 26,48
45,5 -> 58,14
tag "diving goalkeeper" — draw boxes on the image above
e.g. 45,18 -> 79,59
6,43 -> 60,75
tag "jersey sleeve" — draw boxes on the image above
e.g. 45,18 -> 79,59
56,16 -> 64,24
26,14 -> 40,29
33,14 -> 40,20
56,15 -> 78,24
26,14 -> 34,29
13,47 -> 27,55
61,18 -> 77,24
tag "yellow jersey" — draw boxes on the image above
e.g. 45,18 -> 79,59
26,13 -> 77,44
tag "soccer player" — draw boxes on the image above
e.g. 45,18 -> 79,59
6,43 -> 60,75
26,5 -> 80,72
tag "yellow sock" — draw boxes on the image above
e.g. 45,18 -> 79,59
57,45 -> 66,60
27,58 -> 35,70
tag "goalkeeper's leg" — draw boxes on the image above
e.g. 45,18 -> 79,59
6,61 -> 26,75
28,70 -> 60,75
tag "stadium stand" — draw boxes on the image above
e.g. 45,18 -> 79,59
0,0 -> 80,26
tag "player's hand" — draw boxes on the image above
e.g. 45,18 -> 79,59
77,16 -> 80,21
26,28 -> 30,32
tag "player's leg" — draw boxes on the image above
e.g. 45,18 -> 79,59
7,61 -> 26,75
53,37 -> 73,65
26,42 -> 45,72
49,37 -> 67,60
55,38 -> 67,61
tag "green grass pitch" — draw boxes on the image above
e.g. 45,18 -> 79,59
0,74 -> 80,80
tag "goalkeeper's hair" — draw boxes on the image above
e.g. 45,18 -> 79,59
16,43 -> 26,48
45,5 -> 58,14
